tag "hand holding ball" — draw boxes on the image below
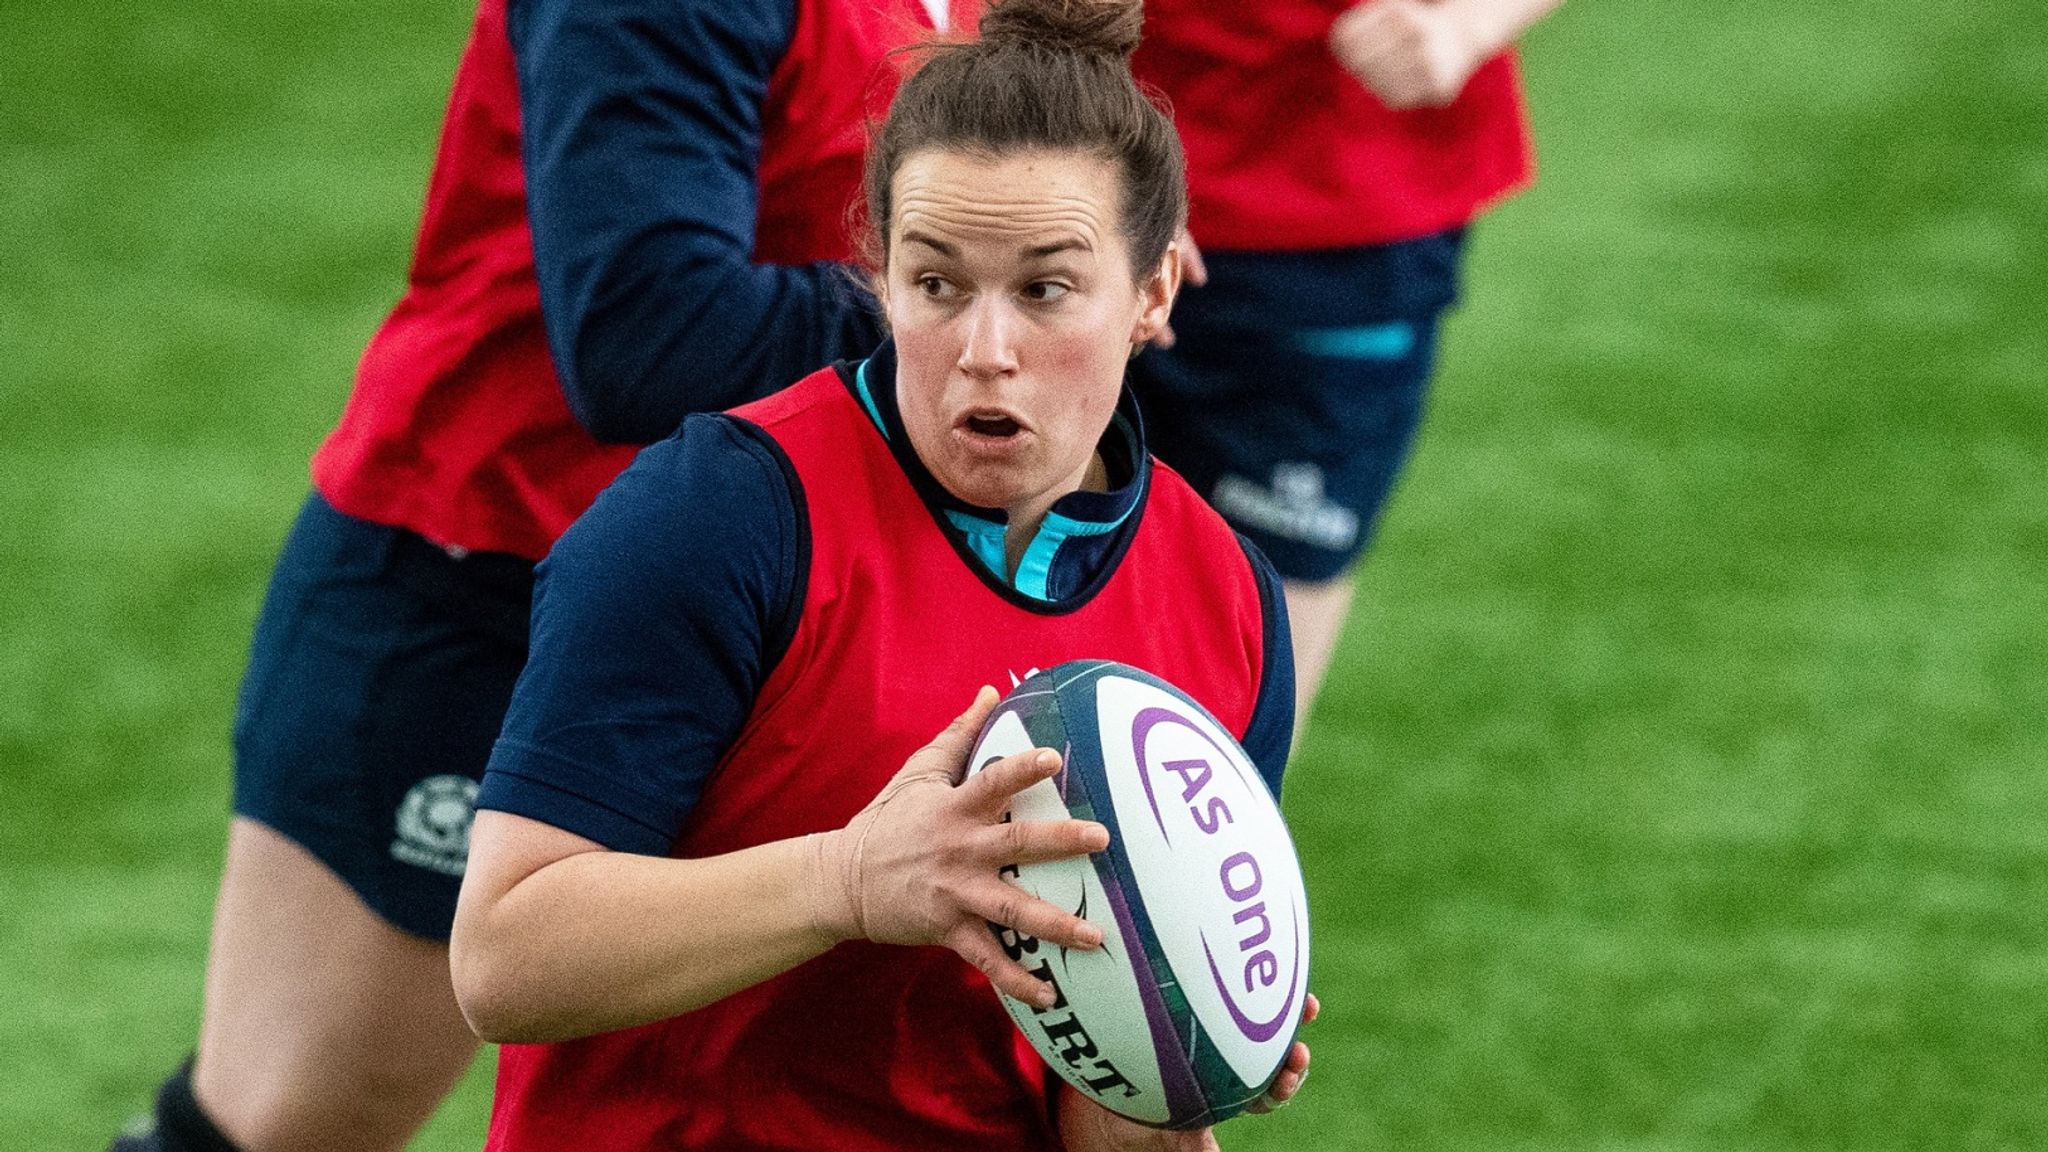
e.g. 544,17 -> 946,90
806,686 -> 1110,1007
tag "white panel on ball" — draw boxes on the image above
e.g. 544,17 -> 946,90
1091,674 -> 1310,1089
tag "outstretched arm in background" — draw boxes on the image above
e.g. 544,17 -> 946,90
1330,0 -> 1565,110
510,0 -> 886,443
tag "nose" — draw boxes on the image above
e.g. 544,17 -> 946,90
957,295 -> 1020,381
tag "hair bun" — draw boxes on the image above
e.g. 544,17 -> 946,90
978,0 -> 1144,61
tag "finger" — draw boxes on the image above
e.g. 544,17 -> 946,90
1328,15 -> 1373,63
967,881 -> 1105,951
1247,1084 -> 1291,1114
981,816 -> 1109,866
957,746 -> 1063,815
1421,78 -> 1464,107
1303,992 -> 1321,1023
1276,1061 -> 1309,1099
1342,46 -> 1421,104
1246,1077 -> 1298,1113
936,685 -> 1001,751
947,921 -> 1062,1007
1283,1039 -> 1311,1075
1248,1042 -> 1311,1112
1335,3 -> 1402,48
1335,0 -> 1389,28
1375,69 -> 1430,110
1358,35 -> 1419,72
927,685 -> 1001,755
906,685 -> 1002,780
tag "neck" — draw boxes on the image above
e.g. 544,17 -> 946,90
1003,451 -> 1108,577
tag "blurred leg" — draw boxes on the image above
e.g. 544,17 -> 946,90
105,496 -> 527,1152
1133,240 -> 1465,750
1282,573 -> 1357,737
190,819 -> 478,1152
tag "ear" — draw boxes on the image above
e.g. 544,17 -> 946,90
870,265 -> 892,330
1129,239 -> 1184,347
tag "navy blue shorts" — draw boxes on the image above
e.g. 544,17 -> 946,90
232,493 -> 533,940
1131,229 -> 1468,582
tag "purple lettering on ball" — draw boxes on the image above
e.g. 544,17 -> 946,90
1219,851 -> 1262,901
1199,908 -> 1302,1044
1130,706 -> 1241,844
1163,757 -> 1213,802
1233,901 -> 1272,952
1128,697 -> 1303,1045
1245,949 -> 1279,992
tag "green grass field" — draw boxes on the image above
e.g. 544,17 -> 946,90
4,0 -> 2044,1147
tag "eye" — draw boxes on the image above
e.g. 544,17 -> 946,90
917,275 -> 958,300
1023,281 -> 1070,302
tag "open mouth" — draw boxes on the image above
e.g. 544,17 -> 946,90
963,412 -> 1023,439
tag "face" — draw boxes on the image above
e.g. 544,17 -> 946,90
882,148 -> 1178,527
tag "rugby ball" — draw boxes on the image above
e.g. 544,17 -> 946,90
967,660 -> 1310,1129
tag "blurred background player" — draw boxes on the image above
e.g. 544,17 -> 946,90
110,0 -> 966,1149
1131,0 -> 1564,727
449,4 -> 1306,1146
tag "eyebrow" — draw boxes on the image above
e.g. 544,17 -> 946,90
1024,238 -> 1092,259
901,231 -> 957,257
898,230 -> 1094,260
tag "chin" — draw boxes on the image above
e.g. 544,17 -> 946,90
942,479 -> 1025,512
933,461 -> 1032,513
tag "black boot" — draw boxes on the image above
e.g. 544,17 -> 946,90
108,1057 -> 242,1152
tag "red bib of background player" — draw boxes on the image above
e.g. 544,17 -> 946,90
483,367 -> 1270,1151
1133,0 -> 1533,251
309,0 -> 950,560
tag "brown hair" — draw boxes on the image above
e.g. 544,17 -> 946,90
864,0 -> 1186,280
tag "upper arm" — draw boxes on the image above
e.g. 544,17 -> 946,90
478,415 -> 804,852
458,809 -> 608,920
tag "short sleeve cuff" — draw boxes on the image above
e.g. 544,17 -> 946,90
479,739 -> 681,857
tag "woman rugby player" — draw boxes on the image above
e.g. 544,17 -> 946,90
452,1 -> 1311,1147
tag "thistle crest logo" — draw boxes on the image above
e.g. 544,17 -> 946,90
391,774 -> 479,877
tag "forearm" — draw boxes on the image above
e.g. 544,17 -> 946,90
560,252 -> 883,443
454,832 -> 843,1043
